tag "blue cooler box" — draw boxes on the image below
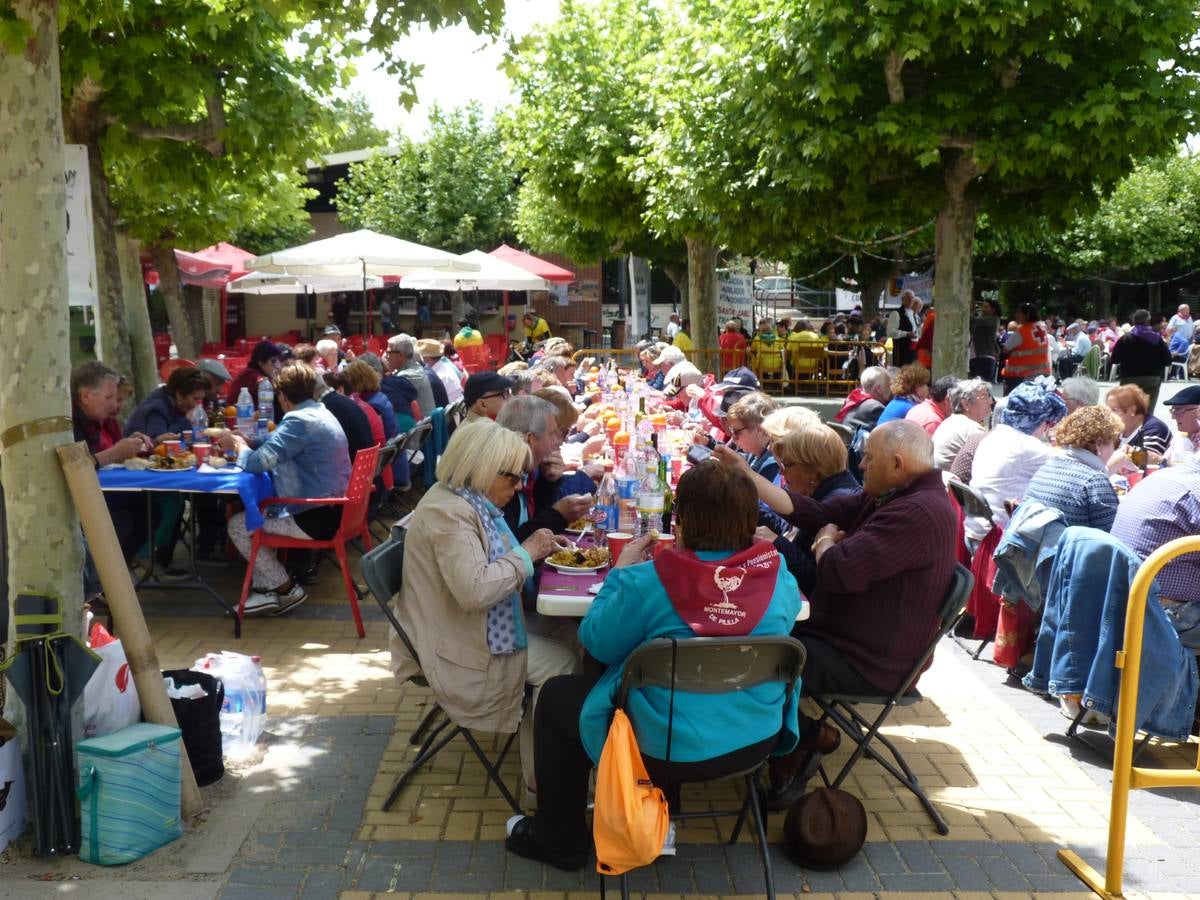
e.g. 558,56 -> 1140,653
76,722 -> 183,865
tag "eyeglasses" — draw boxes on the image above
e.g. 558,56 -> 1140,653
1169,405 -> 1199,417
499,470 -> 523,486
479,390 -> 511,401
728,425 -> 748,437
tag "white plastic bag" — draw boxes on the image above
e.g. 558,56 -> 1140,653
193,651 -> 267,759
83,626 -> 140,739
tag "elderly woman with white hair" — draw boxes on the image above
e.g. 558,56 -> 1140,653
932,378 -> 994,471
392,419 -> 580,800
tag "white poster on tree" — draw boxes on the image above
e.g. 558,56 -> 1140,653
64,143 -> 99,309
716,273 -> 754,322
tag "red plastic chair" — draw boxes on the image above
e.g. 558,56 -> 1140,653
159,357 -> 196,381
456,344 -> 492,375
236,445 -> 380,638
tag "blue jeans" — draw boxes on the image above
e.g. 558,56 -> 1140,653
1164,601 -> 1200,651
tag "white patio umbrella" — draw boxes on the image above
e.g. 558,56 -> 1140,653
245,229 -> 480,277
226,271 -> 385,294
399,249 -> 552,291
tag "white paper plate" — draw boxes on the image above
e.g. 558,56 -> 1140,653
546,561 -> 605,575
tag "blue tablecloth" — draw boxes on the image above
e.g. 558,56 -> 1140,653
99,466 -> 275,531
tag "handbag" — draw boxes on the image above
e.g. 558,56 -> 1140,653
593,640 -> 678,876
77,722 -> 183,865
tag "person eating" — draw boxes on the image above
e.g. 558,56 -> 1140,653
124,366 -> 211,443
463,372 -> 514,424
504,458 -> 803,871
225,339 -> 282,404
391,419 -> 580,812
217,362 -> 351,616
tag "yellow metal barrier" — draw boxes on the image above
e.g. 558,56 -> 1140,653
1058,534 -> 1200,898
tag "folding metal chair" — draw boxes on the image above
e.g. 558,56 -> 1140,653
600,636 -> 807,900
947,480 -> 994,659
359,533 -> 523,814
808,564 -> 974,835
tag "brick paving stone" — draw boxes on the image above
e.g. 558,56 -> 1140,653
278,846 -> 350,867
939,855 -> 993,891
977,852 -> 1034,891
877,871 -> 957,892
503,851 -> 548,890
284,829 -> 356,848
227,865 -> 306,888
220,886 -> 299,900
861,842 -> 906,874
300,868 -> 348,898
894,840 -> 942,872
834,854 -> 883,892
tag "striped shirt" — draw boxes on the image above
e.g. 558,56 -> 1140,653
1024,449 -> 1118,531
1110,458 -> 1200,603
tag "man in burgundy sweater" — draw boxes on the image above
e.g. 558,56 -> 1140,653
717,420 -> 957,806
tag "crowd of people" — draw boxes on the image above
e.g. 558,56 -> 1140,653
72,297 -> 1200,872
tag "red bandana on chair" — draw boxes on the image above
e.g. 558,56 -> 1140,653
653,541 -> 780,636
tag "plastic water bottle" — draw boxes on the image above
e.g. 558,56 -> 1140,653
595,472 -> 619,544
235,387 -> 254,434
257,379 -> 274,420
255,416 -> 269,443
688,395 -> 702,422
189,400 -> 207,445
195,651 -> 268,760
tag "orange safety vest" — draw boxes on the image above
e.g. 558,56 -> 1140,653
1001,321 -> 1051,379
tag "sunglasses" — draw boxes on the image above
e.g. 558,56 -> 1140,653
499,470 -> 523,486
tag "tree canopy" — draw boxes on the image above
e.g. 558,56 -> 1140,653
335,103 -> 516,254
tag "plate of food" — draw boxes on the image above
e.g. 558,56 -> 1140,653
564,518 -> 594,534
546,546 -> 610,574
145,453 -> 196,471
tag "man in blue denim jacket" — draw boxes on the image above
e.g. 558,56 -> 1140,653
219,363 -> 351,616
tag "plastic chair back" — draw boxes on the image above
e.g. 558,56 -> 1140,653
947,478 -> 994,526
336,445 -> 380,540
615,636 -> 806,708
360,533 -> 421,667
401,419 -> 433,456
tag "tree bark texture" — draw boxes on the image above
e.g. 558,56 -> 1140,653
661,262 -> 689,323
931,158 -> 979,379
0,0 -> 85,710
152,243 -> 200,359
685,237 -> 717,349
117,231 -> 157,401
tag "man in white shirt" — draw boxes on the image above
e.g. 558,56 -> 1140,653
1055,321 -> 1092,380
1168,303 -> 1193,346
886,291 -> 920,365
665,313 -> 681,340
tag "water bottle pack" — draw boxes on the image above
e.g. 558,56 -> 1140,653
192,651 -> 267,760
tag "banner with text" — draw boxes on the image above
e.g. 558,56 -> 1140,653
716,273 -> 754,323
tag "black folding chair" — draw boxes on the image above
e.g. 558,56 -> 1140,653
600,636 -> 807,900
947,479 -> 994,660
809,564 -> 973,835
360,533 -> 522,814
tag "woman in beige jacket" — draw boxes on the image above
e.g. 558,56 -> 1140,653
391,419 -> 580,793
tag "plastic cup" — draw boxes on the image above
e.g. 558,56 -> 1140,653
224,414 -> 237,429
652,533 -> 675,557
1126,469 -> 1143,489
192,443 -> 211,466
606,532 -> 633,563
1146,464 -> 1161,477
162,439 -> 182,457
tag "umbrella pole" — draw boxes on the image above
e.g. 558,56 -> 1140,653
361,258 -> 370,338
56,442 -> 203,818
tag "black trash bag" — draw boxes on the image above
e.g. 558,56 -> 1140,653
161,669 -> 225,786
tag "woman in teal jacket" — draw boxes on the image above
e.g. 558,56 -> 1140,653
505,459 -> 803,871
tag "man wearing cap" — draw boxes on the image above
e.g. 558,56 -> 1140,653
417,338 -> 464,404
1055,321 -> 1092,381
463,372 -> 513,423
651,344 -> 686,382
1162,384 -> 1200,464
196,358 -> 231,405
386,334 -> 437,415
689,367 -> 761,440
833,366 -> 892,432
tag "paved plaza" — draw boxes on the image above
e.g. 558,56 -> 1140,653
2,548 -> 1198,900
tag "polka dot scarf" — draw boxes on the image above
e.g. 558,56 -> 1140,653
449,485 -> 527,655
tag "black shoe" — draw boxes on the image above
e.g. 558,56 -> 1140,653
505,815 -> 588,872
762,750 -> 824,812
952,613 -> 977,638
195,547 -> 232,567
293,563 -> 321,587
158,567 -> 192,582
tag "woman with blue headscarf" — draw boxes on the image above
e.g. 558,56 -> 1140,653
963,376 -> 1067,546
391,419 -> 581,799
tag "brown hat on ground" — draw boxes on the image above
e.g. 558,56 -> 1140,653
782,787 -> 867,870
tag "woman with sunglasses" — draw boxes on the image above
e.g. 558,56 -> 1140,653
391,419 -> 579,805
724,391 -> 780,483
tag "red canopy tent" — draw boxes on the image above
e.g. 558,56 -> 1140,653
173,242 -> 254,346
489,244 -> 576,343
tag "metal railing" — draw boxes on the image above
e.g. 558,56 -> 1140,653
1057,535 -> 1200,899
